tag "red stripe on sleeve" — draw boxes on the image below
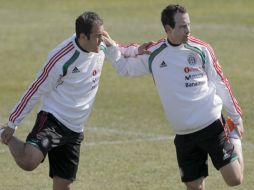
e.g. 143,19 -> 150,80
9,42 -> 74,123
188,36 -> 242,115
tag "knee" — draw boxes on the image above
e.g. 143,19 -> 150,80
16,144 -> 44,171
225,175 -> 243,186
186,184 -> 203,190
17,157 -> 40,171
18,161 -> 38,171
185,180 -> 204,190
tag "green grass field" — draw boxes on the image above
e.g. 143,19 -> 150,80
0,0 -> 254,189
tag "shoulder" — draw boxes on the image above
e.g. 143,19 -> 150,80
44,36 -> 78,74
146,38 -> 167,65
187,35 -> 217,62
48,35 -> 75,59
147,38 -> 167,52
147,38 -> 167,60
188,36 -> 215,53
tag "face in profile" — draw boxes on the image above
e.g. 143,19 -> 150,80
82,23 -> 104,53
166,12 -> 190,44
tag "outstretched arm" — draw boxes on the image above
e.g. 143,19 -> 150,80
102,30 -> 152,56
102,31 -> 152,77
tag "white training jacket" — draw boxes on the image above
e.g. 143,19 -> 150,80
113,36 -> 242,135
8,34 -> 139,132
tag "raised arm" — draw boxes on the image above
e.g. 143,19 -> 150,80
102,31 -> 152,76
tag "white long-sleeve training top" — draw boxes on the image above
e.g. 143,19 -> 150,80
8,34 -> 138,132
113,36 -> 242,135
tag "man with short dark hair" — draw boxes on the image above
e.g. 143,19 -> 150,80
111,4 -> 244,190
0,11 -> 140,190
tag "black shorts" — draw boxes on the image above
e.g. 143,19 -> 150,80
174,117 -> 238,182
26,111 -> 84,181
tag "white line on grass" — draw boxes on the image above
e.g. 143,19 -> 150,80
85,126 -> 172,138
84,127 -> 254,150
85,134 -> 173,146
83,126 -> 174,146
1,126 -> 254,153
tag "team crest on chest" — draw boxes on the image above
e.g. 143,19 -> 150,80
187,53 -> 197,65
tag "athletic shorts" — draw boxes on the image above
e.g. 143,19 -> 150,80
26,111 -> 84,181
174,116 -> 238,182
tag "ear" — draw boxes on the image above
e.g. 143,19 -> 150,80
164,24 -> 172,34
80,33 -> 88,40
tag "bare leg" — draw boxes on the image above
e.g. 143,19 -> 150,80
7,136 -> 44,171
234,144 -> 244,173
53,176 -> 73,190
185,177 -> 205,190
220,144 -> 244,186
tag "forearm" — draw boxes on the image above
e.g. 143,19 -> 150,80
113,54 -> 151,77
8,86 -> 42,128
215,77 -> 242,124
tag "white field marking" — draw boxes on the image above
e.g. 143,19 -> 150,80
83,126 -> 174,146
84,135 -> 172,146
84,127 -> 254,149
0,128 -> 173,153
85,126 -> 171,138
0,119 -> 254,152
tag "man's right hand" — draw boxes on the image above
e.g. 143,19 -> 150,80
102,31 -> 115,47
1,124 -> 15,145
137,41 -> 154,55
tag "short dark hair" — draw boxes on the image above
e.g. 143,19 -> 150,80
161,4 -> 187,28
75,11 -> 103,39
